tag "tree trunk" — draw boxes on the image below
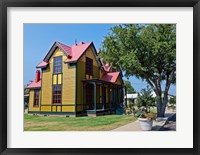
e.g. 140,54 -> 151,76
157,103 -> 166,117
156,97 -> 164,117
156,93 -> 168,117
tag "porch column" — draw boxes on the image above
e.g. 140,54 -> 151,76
91,82 -> 96,111
113,85 -> 116,108
116,86 -> 119,106
108,85 -> 111,109
82,83 -> 85,110
102,84 -> 104,110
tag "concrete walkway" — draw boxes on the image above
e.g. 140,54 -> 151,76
112,109 -> 176,131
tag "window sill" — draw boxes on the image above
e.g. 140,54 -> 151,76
53,72 -> 62,75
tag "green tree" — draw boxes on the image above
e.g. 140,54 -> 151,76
169,96 -> 176,105
137,86 -> 156,108
124,80 -> 136,94
100,24 -> 176,117
24,88 -> 30,95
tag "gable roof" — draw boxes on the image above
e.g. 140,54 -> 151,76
103,63 -> 112,72
36,61 -> 49,68
99,58 -> 112,72
37,41 -> 96,68
101,72 -> 120,83
26,79 -> 41,89
65,42 -> 93,63
56,41 -> 72,56
43,41 -> 71,63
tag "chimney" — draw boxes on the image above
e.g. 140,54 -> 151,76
79,42 -> 84,45
35,70 -> 40,82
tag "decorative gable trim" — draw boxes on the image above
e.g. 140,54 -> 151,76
74,43 -> 104,71
43,41 -> 70,62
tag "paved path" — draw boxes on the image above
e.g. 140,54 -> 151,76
160,114 -> 176,131
112,109 -> 176,131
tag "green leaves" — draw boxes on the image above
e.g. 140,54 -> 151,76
100,24 -> 176,116
124,80 -> 136,93
100,24 -> 176,85
137,86 -> 156,108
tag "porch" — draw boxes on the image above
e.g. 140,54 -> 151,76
82,79 -> 125,116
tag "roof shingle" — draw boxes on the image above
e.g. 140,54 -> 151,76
26,79 -> 41,89
101,72 -> 120,83
36,61 -> 49,68
65,42 -> 92,63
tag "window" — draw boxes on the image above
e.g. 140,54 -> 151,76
86,57 -> 93,75
52,85 -> 62,104
34,90 -> 39,106
53,56 -> 62,73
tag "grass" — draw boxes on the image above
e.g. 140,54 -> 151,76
150,107 -> 157,113
24,114 -> 136,131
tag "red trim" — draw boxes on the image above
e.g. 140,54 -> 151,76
101,72 -> 120,83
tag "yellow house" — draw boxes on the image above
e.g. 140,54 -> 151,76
26,41 -> 125,116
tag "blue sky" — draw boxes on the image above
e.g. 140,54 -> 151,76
24,24 -> 176,95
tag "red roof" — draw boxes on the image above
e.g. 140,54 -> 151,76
101,72 -> 120,83
56,41 -> 72,56
39,41 -> 93,65
103,63 -> 111,72
65,42 -> 92,63
99,58 -> 112,72
26,79 -> 41,89
36,61 -> 49,68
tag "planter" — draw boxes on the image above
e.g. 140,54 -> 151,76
138,117 -> 153,131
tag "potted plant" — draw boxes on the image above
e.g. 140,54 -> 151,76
134,86 -> 157,131
135,108 -> 157,131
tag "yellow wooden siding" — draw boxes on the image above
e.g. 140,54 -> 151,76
57,106 -> 61,112
52,106 -> 57,112
62,106 -> 75,112
79,47 -> 99,66
28,89 -> 40,112
41,65 -> 52,105
115,76 -> 122,85
41,106 -> 51,112
41,47 -> 76,113
100,85 -> 102,103
76,47 -> 100,111
62,63 -> 76,106
77,60 -> 85,112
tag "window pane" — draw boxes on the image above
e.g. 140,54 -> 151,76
54,56 -> 62,73
52,85 -> 62,104
86,57 -> 93,75
34,90 -> 39,106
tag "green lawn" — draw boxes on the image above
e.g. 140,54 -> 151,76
150,108 -> 157,113
24,114 -> 136,131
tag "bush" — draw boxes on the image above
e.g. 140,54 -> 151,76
137,86 -> 156,108
134,86 -> 157,120
135,108 -> 157,120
